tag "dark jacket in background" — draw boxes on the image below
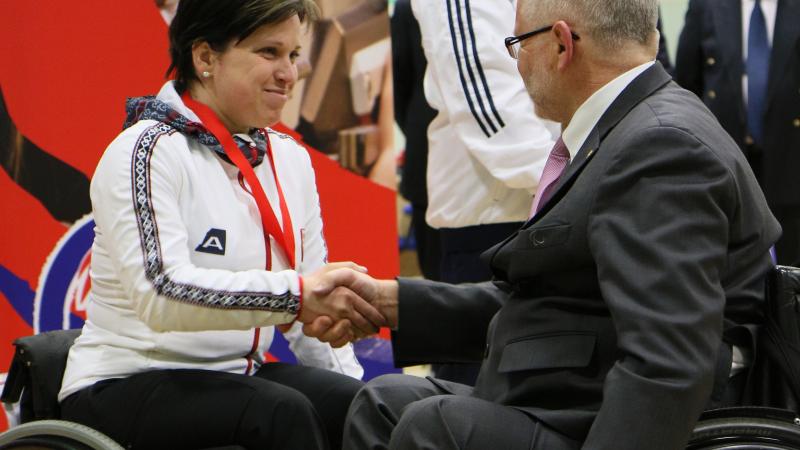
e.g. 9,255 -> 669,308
675,0 -> 800,264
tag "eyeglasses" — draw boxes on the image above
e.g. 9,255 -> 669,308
504,24 -> 581,59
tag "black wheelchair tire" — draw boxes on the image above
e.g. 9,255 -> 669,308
687,416 -> 800,449
0,420 -> 124,450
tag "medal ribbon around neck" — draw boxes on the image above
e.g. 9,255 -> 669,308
182,92 -> 296,269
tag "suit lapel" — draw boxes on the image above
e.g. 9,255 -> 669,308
713,0 -> 746,121
520,63 -> 673,229
766,0 -> 800,108
487,64 -> 672,277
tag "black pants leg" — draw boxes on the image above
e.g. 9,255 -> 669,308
61,365 -> 361,450
435,221 -> 523,385
410,203 -> 442,281
773,209 -> 800,266
254,362 -> 363,450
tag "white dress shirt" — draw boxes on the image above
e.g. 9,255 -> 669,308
562,61 -> 655,158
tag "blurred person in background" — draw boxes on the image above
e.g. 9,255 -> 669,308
391,0 -> 442,281
410,0 -> 557,385
675,0 -> 800,265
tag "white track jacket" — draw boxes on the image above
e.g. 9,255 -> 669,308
59,82 -> 362,401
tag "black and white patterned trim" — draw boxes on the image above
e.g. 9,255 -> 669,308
130,123 -> 300,313
266,129 -> 303,146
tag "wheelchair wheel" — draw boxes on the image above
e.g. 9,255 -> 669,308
688,416 -> 800,449
0,420 -> 124,450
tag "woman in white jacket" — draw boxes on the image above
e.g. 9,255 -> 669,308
58,1 -> 378,448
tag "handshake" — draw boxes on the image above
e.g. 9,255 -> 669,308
295,262 -> 399,347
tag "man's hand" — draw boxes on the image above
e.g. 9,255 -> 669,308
277,262 -> 367,333
302,269 -> 399,346
298,264 -> 387,342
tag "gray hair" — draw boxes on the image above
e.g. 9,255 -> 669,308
522,0 -> 658,50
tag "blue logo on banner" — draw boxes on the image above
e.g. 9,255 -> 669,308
34,214 -> 95,333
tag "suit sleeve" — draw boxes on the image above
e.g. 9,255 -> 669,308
391,279 -> 508,365
411,0 -> 555,191
583,126 -> 735,450
675,0 -> 706,97
91,126 -> 300,332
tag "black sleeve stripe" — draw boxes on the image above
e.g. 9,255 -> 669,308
453,0 -> 498,134
463,0 -> 505,128
446,0 -> 492,137
452,0 -> 499,134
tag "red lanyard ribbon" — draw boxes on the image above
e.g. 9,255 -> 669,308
181,92 -> 296,269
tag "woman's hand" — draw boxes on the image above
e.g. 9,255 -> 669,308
298,266 -> 386,341
277,262 -> 369,333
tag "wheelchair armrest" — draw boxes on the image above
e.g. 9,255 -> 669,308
0,353 -> 27,404
1,329 -> 81,421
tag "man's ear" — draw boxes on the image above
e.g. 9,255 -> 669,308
552,21 -> 575,71
191,41 -> 217,79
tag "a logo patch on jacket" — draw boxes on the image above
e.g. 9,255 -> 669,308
196,228 -> 226,255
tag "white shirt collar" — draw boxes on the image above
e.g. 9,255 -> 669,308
561,61 -> 655,159
742,0 -> 778,50
156,81 -> 201,123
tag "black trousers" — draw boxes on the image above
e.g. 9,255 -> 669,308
343,374 -> 580,450
746,145 -> 800,266
60,363 -> 363,450
410,203 -> 442,281
434,221 -> 524,385
773,208 -> 800,266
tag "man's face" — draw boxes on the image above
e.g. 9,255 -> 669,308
514,1 -> 559,122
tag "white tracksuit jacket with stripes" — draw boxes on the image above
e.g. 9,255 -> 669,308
411,0 -> 559,228
59,82 -> 362,401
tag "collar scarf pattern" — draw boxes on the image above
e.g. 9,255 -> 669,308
124,95 -> 266,167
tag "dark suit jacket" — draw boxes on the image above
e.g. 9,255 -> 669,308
391,0 -> 437,206
393,64 -> 781,450
675,0 -> 800,210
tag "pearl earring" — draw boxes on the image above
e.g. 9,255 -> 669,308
202,71 -> 211,78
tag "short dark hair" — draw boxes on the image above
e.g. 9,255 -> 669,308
167,0 -> 318,93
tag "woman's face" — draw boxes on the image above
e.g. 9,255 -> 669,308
200,15 -> 302,133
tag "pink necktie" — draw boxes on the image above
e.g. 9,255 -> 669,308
530,137 -> 570,217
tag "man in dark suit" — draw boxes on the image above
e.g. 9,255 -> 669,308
301,0 -> 781,448
675,0 -> 800,265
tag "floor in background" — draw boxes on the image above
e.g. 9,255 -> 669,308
403,364 -> 432,377
397,193 -> 423,277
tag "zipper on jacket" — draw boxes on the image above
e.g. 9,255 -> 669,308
237,170 -> 268,375
245,327 -> 261,375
